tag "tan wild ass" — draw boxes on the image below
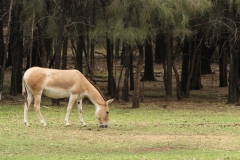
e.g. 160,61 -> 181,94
22,67 -> 113,128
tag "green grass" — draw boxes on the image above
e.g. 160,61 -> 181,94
1,100 -> 240,159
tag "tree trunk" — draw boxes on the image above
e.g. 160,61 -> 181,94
155,32 -> 163,64
75,36 -> 83,72
0,0 -> 4,68
10,4 -> 22,96
106,38 -> 116,98
45,37 -> 53,66
85,3 -> 90,77
31,31 -> 40,67
141,39 -> 155,81
0,0 -> 9,100
121,45 -> 126,65
185,38 -> 197,97
132,45 -> 144,108
181,38 -> 190,96
37,21 -> 48,68
219,0 -> 229,88
101,0 -> 116,97
163,30 -> 173,100
17,34 -> 23,93
62,36 -> 68,70
173,39 -> 182,100
190,43 -> 202,90
228,0 -> 240,103
228,41 -> 239,103
52,0 -> 65,106
122,44 -> 130,101
129,51 -> 134,90
90,41 -> 95,80
201,43 -> 216,74
115,39 -> 120,60
90,0 -> 96,81
219,39 -> 228,87
54,0 -> 65,69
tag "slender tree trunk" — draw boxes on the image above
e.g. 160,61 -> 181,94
85,3 -> 90,77
54,0 -> 65,69
228,0 -> 240,103
90,41 -> 95,80
219,38 -> 228,87
75,36 -> 83,72
185,37 -> 197,97
106,38 -> 116,97
201,43 -> 216,74
141,39 -> 155,81
190,44 -> 202,90
155,32 -> 163,64
37,21 -> 48,68
45,37 -> 53,65
122,44 -> 130,101
28,12 -> 35,68
17,32 -> 23,93
0,0 -> 5,100
0,0 -> 3,67
62,36 -> 68,70
129,51 -> 134,90
52,0 -> 65,106
173,39 -> 182,100
90,0 -> 96,81
219,0 -> 229,87
228,41 -> 239,103
10,3 -> 22,96
31,31 -> 40,67
101,0 -> 116,97
164,30 -> 173,100
132,45 -> 144,108
181,38 -> 190,96
0,0 -> 13,100
115,39 -> 120,60
121,45 -> 125,65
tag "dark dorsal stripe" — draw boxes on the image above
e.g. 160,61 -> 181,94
87,79 -> 106,101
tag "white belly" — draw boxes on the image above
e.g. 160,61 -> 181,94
43,87 -> 71,99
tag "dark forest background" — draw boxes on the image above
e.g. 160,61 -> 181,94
0,0 -> 240,108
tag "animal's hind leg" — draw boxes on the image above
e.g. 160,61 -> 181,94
77,99 -> 86,127
24,94 -> 33,127
34,95 -> 47,126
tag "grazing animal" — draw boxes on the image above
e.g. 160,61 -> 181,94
22,67 -> 113,128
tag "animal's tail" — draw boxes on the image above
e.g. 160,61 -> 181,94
22,78 -> 28,107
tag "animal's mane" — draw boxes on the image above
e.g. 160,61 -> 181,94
87,79 -> 106,101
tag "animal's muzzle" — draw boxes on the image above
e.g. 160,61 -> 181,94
100,124 -> 108,128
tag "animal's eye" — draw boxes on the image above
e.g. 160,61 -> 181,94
106,111 -> 109,115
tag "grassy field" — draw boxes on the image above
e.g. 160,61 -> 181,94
1,97 -> 240,160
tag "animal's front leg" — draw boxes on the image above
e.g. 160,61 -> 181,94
65,94 -> 77,126
77,99 -> 86,127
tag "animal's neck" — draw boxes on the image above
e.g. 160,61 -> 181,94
86,83 -> 106,106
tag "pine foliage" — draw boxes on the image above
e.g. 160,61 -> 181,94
91,0 -> 212,46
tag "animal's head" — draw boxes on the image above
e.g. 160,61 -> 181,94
95,99 -> 114,128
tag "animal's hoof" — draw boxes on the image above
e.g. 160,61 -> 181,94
82,124 -> 87,127
24,121 -> 30,127
99,124 -> 108,128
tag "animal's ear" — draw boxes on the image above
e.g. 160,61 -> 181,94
106,99 -> 114,105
